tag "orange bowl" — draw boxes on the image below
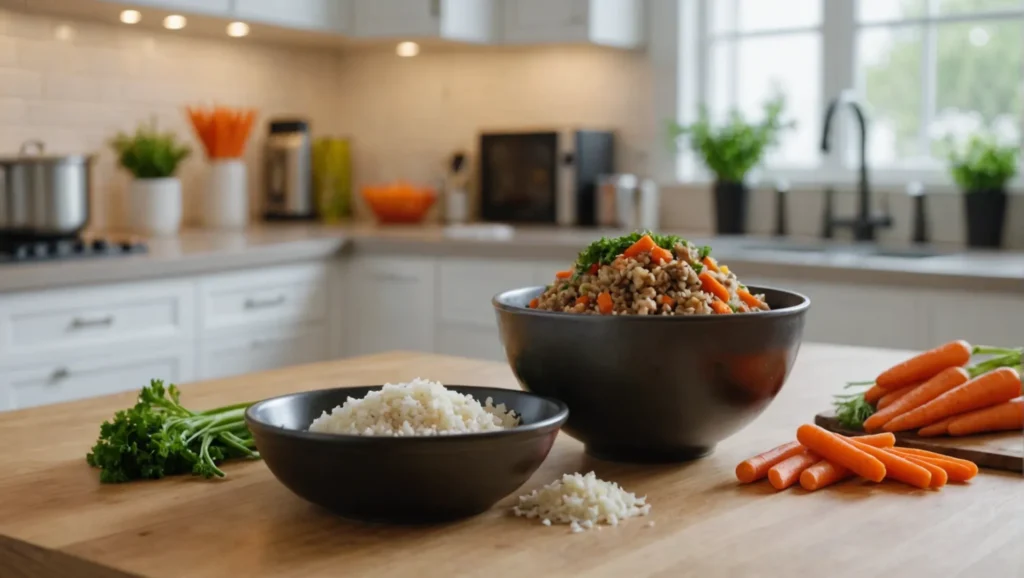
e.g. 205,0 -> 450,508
362,182 -> 437,224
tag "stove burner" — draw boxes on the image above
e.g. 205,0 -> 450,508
0,236 -> 148,263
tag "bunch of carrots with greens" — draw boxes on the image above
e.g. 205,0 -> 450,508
834,340 -> 1023,436
736,424 -> 979,491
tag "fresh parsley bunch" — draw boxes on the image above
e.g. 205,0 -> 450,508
86,380 -> 259,483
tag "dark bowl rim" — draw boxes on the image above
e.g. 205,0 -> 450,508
244,384 -> 570,443
492,284 -> 810,321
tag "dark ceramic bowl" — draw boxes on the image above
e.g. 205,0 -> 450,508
493,286 -> 809,463
245,385 -> 568,523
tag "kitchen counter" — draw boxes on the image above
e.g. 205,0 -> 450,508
0,344 -> 1020,577
0,224 -> 1022,293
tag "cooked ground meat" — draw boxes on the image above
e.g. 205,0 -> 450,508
534,237 -> 769,316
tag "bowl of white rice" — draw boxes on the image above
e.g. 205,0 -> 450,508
245,378 -> 568,523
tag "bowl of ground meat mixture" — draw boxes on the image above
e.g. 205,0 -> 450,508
492,232 -> 810,463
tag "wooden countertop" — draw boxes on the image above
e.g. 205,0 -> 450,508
0,345 -> 1021,577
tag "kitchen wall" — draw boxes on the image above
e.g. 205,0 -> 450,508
0,8 -> 346,230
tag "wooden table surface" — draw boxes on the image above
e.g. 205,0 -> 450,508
1,344 -> 1021,578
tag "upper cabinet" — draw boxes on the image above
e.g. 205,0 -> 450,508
235,0 -> 351,34
501,0 -> 645,48
113,0 -> 232,17
352,0 -> 497,43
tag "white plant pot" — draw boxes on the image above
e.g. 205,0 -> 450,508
130,177 -> 182,237
203,159 -> 248,229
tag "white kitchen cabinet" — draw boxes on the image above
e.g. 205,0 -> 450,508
100,0 -> 232,17
501,0 -> 644,48
352,0 -> 497,43
199,325 -> 330,380
346,256 -> 436,356
437,324 -> 506,362
234,0 -> 351,33
0,345 -> 194,411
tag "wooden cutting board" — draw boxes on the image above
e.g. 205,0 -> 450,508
816,411 -> 1023,473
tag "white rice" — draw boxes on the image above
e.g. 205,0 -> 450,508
308,378 -> 520,436
513,472 -> 651,533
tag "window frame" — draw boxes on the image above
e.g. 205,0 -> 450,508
670,0 -> 1024,192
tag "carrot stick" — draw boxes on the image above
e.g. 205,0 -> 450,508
768,450 -> 820,490
735,441 -> 804,484
622,234 -> 656,258
917,416 -> 955,437
737,289 -> 764,309
846,437 -> 932,489
889,448 -> 978,482
798,433 -> 896,491
883,367 -> 1021,432
702,256 -> 720,272
863,384 -> 887,405
895,453 -> 947,488
863,367 -> 969,432
596,292 -> 613,315
795,424 -> 886,483
875,340 -> 971,390
699,271 -> 731,303
650,246 -> 673,265
947,397 -> 1023,436
876,383 -> 919,410
710,300 -> 732,315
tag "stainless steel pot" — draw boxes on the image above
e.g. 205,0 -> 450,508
0,140 -> 94,237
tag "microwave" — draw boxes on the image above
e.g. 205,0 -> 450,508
478,129 -> 615,226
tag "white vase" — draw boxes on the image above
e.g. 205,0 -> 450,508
130,177 -> 182,236
203,159 -> 248,229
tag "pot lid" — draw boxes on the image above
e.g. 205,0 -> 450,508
0,140 -> 94,164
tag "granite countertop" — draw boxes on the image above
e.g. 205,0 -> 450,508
0,223 -> 1021,293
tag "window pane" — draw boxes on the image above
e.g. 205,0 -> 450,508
713,0 -> 821,34
859,26 -> 924,165
859,0 -> 927,23
930,20 -> 1022,152
709,40 -> 735,120
735,33 -> 822,166
936,0 -> 1023,15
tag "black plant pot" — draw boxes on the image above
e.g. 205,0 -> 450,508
964,189 -> 1007,248
714,181 -> 748,235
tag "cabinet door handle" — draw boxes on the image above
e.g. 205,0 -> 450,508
50,367 -> 70,381
70,315 -> 114,329
244,295 -> 286,310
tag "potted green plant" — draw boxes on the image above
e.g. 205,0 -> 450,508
669,96 -> 793,234
111,121 -> 191,236
947,135 -> 1018,248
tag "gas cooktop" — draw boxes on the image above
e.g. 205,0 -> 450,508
0,237 -> 148,263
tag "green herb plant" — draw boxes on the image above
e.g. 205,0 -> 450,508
110,121 -> 192,179
946,134 -> 1019,193
668,95 -> 794,184
573,231 -> 703,279
86,379 -> 258,483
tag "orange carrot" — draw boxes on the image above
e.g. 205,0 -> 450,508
658,295 -> 675,307
735,441 -> 804,484
798,433 -> 896,491
650,246 -> 673,265
575,295 -> 590,307
768,450 -> 820,490
947,397 -> 1023,436
863,367 -> 969,432
596,292 -> 613,315
699,272 -> 731,302
863,384 -> 888,405
737,289 -> 764,309
702,256 -> 720,272
528,298 -> 539,309
555,270 -> 573,280
883,367 -> 1021,432
889,448 -> 978,482
895,453 -> 948,488
795,424 -> 886,483
917,417 -> 955,437
876,383 -> 919,410
623,234 -> 657,258
875,340 -> 971,390
846,438 -> 932,489
710,300 -> 733,315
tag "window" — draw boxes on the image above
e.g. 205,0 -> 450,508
684,0 -> 1024,186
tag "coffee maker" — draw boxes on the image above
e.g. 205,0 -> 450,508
263,119 -> 314,220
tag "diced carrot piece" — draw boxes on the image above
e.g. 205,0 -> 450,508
699,272 -> 731,302
597,292 -> 613,314
623,235 -> 657,258
575,295 -> 590,306
650,246 -> 673,265
528,298 -> 539,309
702,256 -> 720,272
710,300 -> 732,315
555,270 -> 573,280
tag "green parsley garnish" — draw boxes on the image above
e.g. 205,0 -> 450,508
698,245 -> 712,260
574,231 -> 685,278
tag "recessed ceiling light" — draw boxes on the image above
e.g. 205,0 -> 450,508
120,10 -> 141,24
396,41 -> 420,57
226,21 -> 250,38
163,14 -> 187,30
